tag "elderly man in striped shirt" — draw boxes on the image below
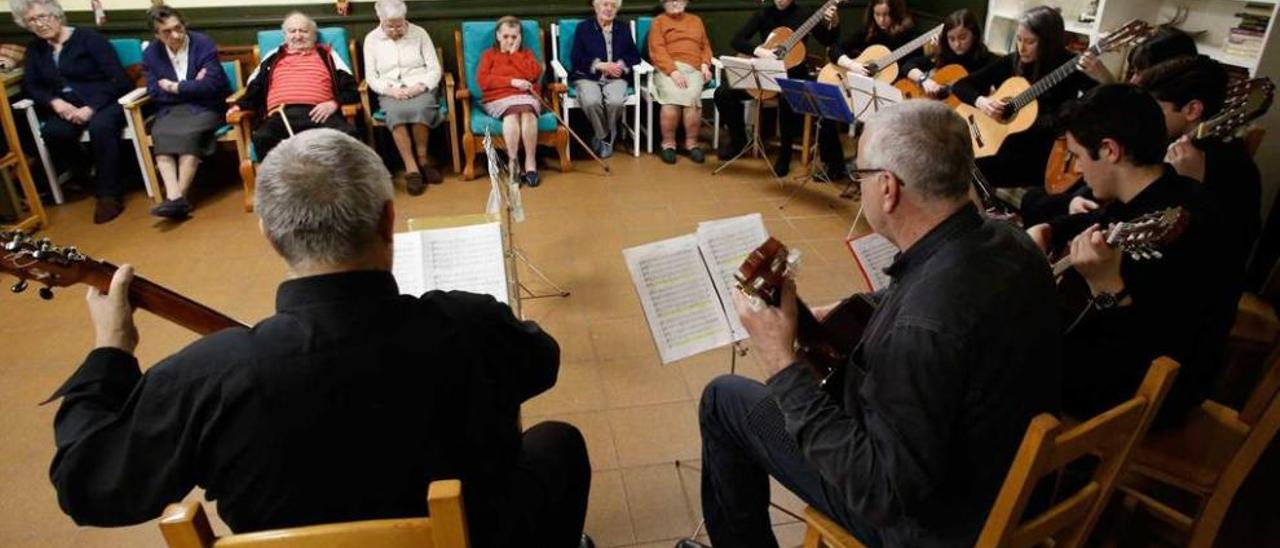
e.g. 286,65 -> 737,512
228,12 -> 359,161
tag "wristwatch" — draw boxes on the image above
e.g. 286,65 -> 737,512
1093,287 -> 1129,310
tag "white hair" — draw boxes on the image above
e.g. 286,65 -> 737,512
374,0 -> 407,20
861,100 -> 973,200
281,11 -> 317,33
593,0 -> 622,8
256,129 -> 394,268
10,0 -> 64,30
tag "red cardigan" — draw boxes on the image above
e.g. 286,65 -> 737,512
476,48 -> 543,103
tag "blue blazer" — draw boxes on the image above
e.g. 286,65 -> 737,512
569,18 -> 642,82
23,27 -> 131,112
143,31 -> 230,116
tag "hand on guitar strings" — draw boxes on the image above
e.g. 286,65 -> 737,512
836,55 -> 870,76
1068,224 -> 1125,296
1165,135 -> 1206,182
1068,196 -> 1100,215
1025,223 -> 1051,255
975,96 -> 1008,120
86,264 -> 139,353
732,280 -> 799,376
753,46 -> 778,60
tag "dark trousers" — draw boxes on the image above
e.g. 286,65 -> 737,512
251,105 -> 358,162
975,126 -> 1056,189
713,86 -> 845,170
505,421 -> 591,548
42,103 -> 126,198
699,375 -> 881,548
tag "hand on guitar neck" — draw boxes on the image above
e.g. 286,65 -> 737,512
87,264 -> 140,352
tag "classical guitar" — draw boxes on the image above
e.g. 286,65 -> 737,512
742,0 -> 847,101
1042,77 -> 1275,194
1050,207 -> 1188,278
893,62 -> 968,107
735,237 -> 876,387
954,19 -> 1153,159
1,231 -> 247,335
816,23 -> 944,108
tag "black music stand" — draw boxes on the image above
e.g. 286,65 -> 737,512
777,79 -> 857,208
713,56 -> 787,181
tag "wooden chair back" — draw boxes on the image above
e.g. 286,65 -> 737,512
974,358 -> 1178,548
159,480 -> 468,548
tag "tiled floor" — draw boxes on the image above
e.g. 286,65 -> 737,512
0,147 -> 871,547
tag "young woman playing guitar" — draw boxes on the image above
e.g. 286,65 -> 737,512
829,0 -> 916,77
952,6 -> 1113,189
897,9 -> 993,106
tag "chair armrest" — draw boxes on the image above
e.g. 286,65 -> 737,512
547,82 -> 567,94
711,58 -> 724,70
359,80 -> 373,122
226,87 -> 247,104
456,88 -> 471,101
551,59 -> 568,81
634,61 -> 653,75
12,98 -> 33,110
118,87 -> 148,107
341,103 -> 359,121
227,108 -> 252,125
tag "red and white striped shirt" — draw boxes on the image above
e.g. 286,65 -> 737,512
265,49 -> 334,111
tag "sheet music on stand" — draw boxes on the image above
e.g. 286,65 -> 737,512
393,220 -> 510,304
718,56 -> 787,92
845,232 -> 898,292
847,73 -> 903,119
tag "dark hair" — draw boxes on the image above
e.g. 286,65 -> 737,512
1127,26 -> 1197,76
1063,84 -> 1167,166
1014,6 -> 1066,81
146,4 -> 185,31
863,0 -> 913,42
493,15 -> 522,51
937,9 -> 988,64
1139,55 -> 1228,119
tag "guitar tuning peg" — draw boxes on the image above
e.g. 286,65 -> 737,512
10,279 -> 27,293
38,286 -> 54,300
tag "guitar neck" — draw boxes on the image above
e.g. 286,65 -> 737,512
874,24 -> 943,72
1010,49 -> 1089,111
85,262 -> 248,335
780,0 -> 838,52
1051,255 -> 1074,278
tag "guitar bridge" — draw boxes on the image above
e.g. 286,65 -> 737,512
967,114 -> 985,148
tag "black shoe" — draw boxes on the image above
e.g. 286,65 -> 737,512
674,539 -> 711,548
423,166 -> 444,185
718,140 -> 747,161
580,534 -> 596,548
150,197 -> 193,219
773,150 -> 792,177
93,196 -> 125,224
523,171 -> 541,187
661,147 -> 678,164
405,172 -> 426,196
688,147 -> 706,164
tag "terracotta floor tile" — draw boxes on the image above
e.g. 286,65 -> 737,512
608,402 -> 701,468
585,470 -> 635,548
597,356 -> 690,408
621,464 -> 699,542
522,361 -> 608,416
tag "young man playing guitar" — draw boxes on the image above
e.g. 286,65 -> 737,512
713,0 -> 841,177
691,101 -> 1061,547
44,130 -> 594,548
1025,84 -> 1236,428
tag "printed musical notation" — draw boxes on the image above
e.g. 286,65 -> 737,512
696,214 -> 769,341
392,222 -> 510,304
846,232 -> 898,292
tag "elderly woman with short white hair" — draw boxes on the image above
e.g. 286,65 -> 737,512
570,0 -> 641,159
363,0 -> 444,195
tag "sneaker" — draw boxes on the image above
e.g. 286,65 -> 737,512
718,140 -> 747,161
661,147 -> 678,164
150,197 -> 193,220
405,172 -> 426,196
93,196 -> 125,224
688,147 -> 706,164
523,171 -> 541,187
423,166 -> 444,185
595,140 -> 614,159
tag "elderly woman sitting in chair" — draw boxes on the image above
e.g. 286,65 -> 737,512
647,0 -> 713,165
570,0 -> 641,159
363,0 -> 444,195
477,15 -> 545,187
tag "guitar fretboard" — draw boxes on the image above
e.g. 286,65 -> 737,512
872,24 -> 943,73
779,0 -> 841,53
1009,47 -> 1094,112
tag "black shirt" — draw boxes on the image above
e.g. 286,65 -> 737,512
953,53 -> 1096,131
48,271 -> 559,546
767,204 -> 1062,547
830,23 -> 919,66
900,47 -> 996,80
1048,168 -> 1236,427
732,2 -> 838,79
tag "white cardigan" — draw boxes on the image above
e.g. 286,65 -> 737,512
362,23 -> 443,95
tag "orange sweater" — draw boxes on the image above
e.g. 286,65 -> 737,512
477,48 -> 543,103
647,12 -> 713,75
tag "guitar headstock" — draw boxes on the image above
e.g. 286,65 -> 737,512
1104,207 -> 1189,262
1,231 -> 94,299
1096,20 -> 1156,54
1197,77 -> 1275,141
735,238 -> 799,308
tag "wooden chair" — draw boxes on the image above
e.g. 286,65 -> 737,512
159,479 -> 468,548
225,27 -> 362,211
1116,340 -> 1280,547
121,59 -> 245,206
454,20 -> 569,181
358,46 -> 460,174
802,358 -> 1179,548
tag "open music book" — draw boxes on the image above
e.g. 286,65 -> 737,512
846,232 -> 898,292
392,221 -> 510,304
624,214 -> 769,364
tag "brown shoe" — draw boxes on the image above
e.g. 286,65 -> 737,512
405,172 -> 426,196
93,197 -> 125,224
423,166 -> 444,185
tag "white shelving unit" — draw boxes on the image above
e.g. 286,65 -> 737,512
983,0 -> 1279,76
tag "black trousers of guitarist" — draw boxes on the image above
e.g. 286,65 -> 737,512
716,1 -> 844,177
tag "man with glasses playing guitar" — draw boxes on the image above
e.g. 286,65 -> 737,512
690,101 -> 1061,547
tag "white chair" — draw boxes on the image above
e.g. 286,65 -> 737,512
550,18 -> 650,158
12,38 -> 155,205
634,16 -> 722,154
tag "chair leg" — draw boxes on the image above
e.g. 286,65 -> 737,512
239,160 -> 255,212
557,129 -> 571,172
563,103 -> 573,163
712,100 -> 720,151
646,95 -> 655,154
462,135 -> 477,181
448,124 -> 461,175
633,99 -> 641,157
24,106 -> 63,205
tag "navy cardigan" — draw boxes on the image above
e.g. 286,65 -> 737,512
569,18 -> 642,82
142,31 -> 230,116
23,27 -> 131,112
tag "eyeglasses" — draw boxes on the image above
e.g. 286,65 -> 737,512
851,167 -> 905,186
24,13 -> 56,26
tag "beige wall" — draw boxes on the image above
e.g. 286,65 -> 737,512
1,0 -> 377,12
